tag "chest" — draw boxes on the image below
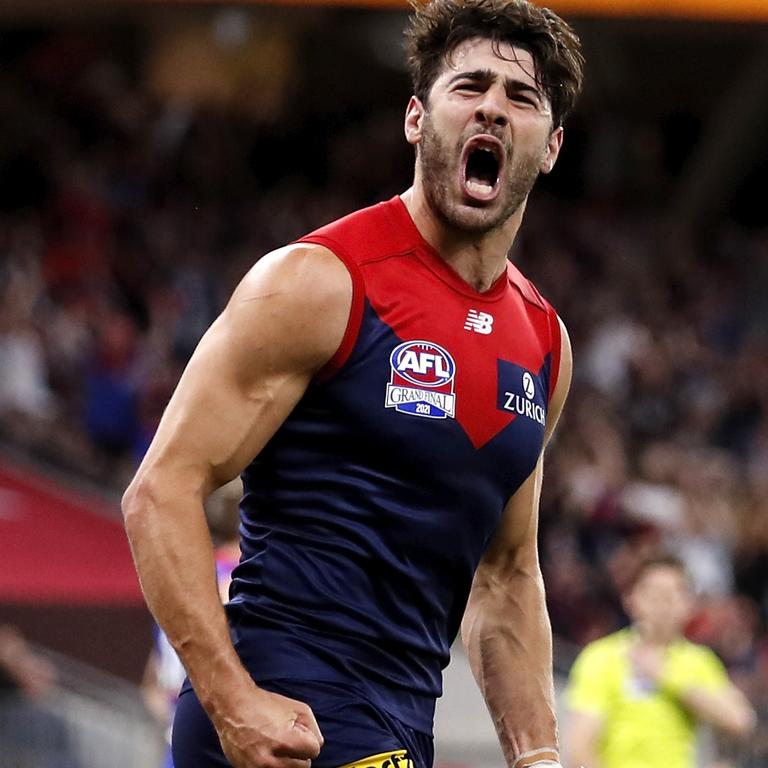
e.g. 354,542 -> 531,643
319,279 -> 553,508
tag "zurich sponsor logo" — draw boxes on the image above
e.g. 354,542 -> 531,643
385,340 -> 457,419
498,363 -> 546,426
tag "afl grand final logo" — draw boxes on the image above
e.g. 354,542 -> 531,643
385,340 -> 457,419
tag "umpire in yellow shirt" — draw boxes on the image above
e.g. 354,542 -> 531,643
564,554 -> 756,768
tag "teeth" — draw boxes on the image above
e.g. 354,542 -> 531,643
466,179 -> 493,195
474,146 -> 498,159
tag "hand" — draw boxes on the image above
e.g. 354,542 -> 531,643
629,641 -> 665,685
213,686 -> 324,768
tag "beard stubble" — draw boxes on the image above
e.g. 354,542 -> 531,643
418,113 -> 545,236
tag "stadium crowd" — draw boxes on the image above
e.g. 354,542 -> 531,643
1,23 -> 767,760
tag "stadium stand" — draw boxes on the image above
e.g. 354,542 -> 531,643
1,6 -> 767,767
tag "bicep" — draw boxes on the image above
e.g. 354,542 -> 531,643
137,245 -> 352,495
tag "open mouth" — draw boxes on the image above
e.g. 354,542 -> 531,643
461,136 -> 504,202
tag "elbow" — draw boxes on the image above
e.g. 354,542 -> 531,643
121,470 -> 164,538
121,474 -> 150,536
121,476 -> 139,521
460,595 -> 481,651
460,579 -> 501,649
710,695 -> 758,741
122,462 -> 207,539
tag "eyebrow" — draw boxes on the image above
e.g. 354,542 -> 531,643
447,69 -> 544,102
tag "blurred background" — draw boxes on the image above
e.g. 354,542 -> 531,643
1,0 -> 768,766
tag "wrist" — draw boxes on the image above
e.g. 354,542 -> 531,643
519,763 -> 560,768
188,651 -> 257,719
513,748 -> 560,768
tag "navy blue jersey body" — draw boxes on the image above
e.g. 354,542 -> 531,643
174,680 -> 433,768
225,196 -> 562,734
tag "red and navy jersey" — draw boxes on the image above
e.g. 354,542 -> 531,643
228,196 -> 562,733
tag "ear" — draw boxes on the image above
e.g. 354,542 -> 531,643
540,126 -> 564,174
404,96 -> 425,146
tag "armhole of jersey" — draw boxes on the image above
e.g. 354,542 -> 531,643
298,235 -> 365,383
547,305 -> 562,404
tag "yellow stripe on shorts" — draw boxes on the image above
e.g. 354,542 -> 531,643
336,749 -> 414,768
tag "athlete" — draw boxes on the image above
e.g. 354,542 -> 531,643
122,1 -> 584,767
564,554 -> 756,768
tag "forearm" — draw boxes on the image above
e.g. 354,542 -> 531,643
462,568 -> 558,767
122,472 -> 255,722
670,684 -> 756,740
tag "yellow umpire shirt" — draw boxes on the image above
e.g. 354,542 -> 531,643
565,628 -> 729,768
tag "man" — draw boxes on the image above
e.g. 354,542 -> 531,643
122,2 -> 584,767
564,554 -> 756,768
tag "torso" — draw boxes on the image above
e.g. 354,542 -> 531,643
227,196 -> 562,732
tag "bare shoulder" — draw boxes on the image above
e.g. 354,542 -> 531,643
222,242 -> 353,374
130,242 -> 354,488
236,242 -> 351,306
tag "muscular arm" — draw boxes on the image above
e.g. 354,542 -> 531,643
461,319 -> 572,768
121,244 -> 351,766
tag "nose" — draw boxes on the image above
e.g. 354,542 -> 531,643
474,84 -> 508,128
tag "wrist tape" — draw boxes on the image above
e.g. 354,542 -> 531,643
513,748 -> 560,768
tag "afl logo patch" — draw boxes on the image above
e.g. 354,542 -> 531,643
385,340 -> 457,419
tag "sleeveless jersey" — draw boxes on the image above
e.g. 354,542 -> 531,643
227,196 -> 563,733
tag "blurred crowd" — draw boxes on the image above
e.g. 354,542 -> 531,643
1,23 -> 768,753
521,201 -> 768,753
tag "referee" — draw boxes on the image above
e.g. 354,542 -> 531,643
564,554 -> 756,768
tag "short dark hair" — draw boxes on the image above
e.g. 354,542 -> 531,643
404,0 -> 585,128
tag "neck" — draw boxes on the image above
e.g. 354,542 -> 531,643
634,622 -> 680,646
401,185 -> 526,293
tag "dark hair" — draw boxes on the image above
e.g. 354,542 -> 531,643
404,0 -> 584,128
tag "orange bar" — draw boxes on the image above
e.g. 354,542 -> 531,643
131,0 -> 768,18
546,0 -> 768,21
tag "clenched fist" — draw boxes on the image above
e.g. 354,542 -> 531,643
213,686 -> 324,768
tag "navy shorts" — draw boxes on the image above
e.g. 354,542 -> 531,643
172,679 -> 434,768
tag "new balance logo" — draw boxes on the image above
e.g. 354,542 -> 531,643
463,309 -> 494,335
